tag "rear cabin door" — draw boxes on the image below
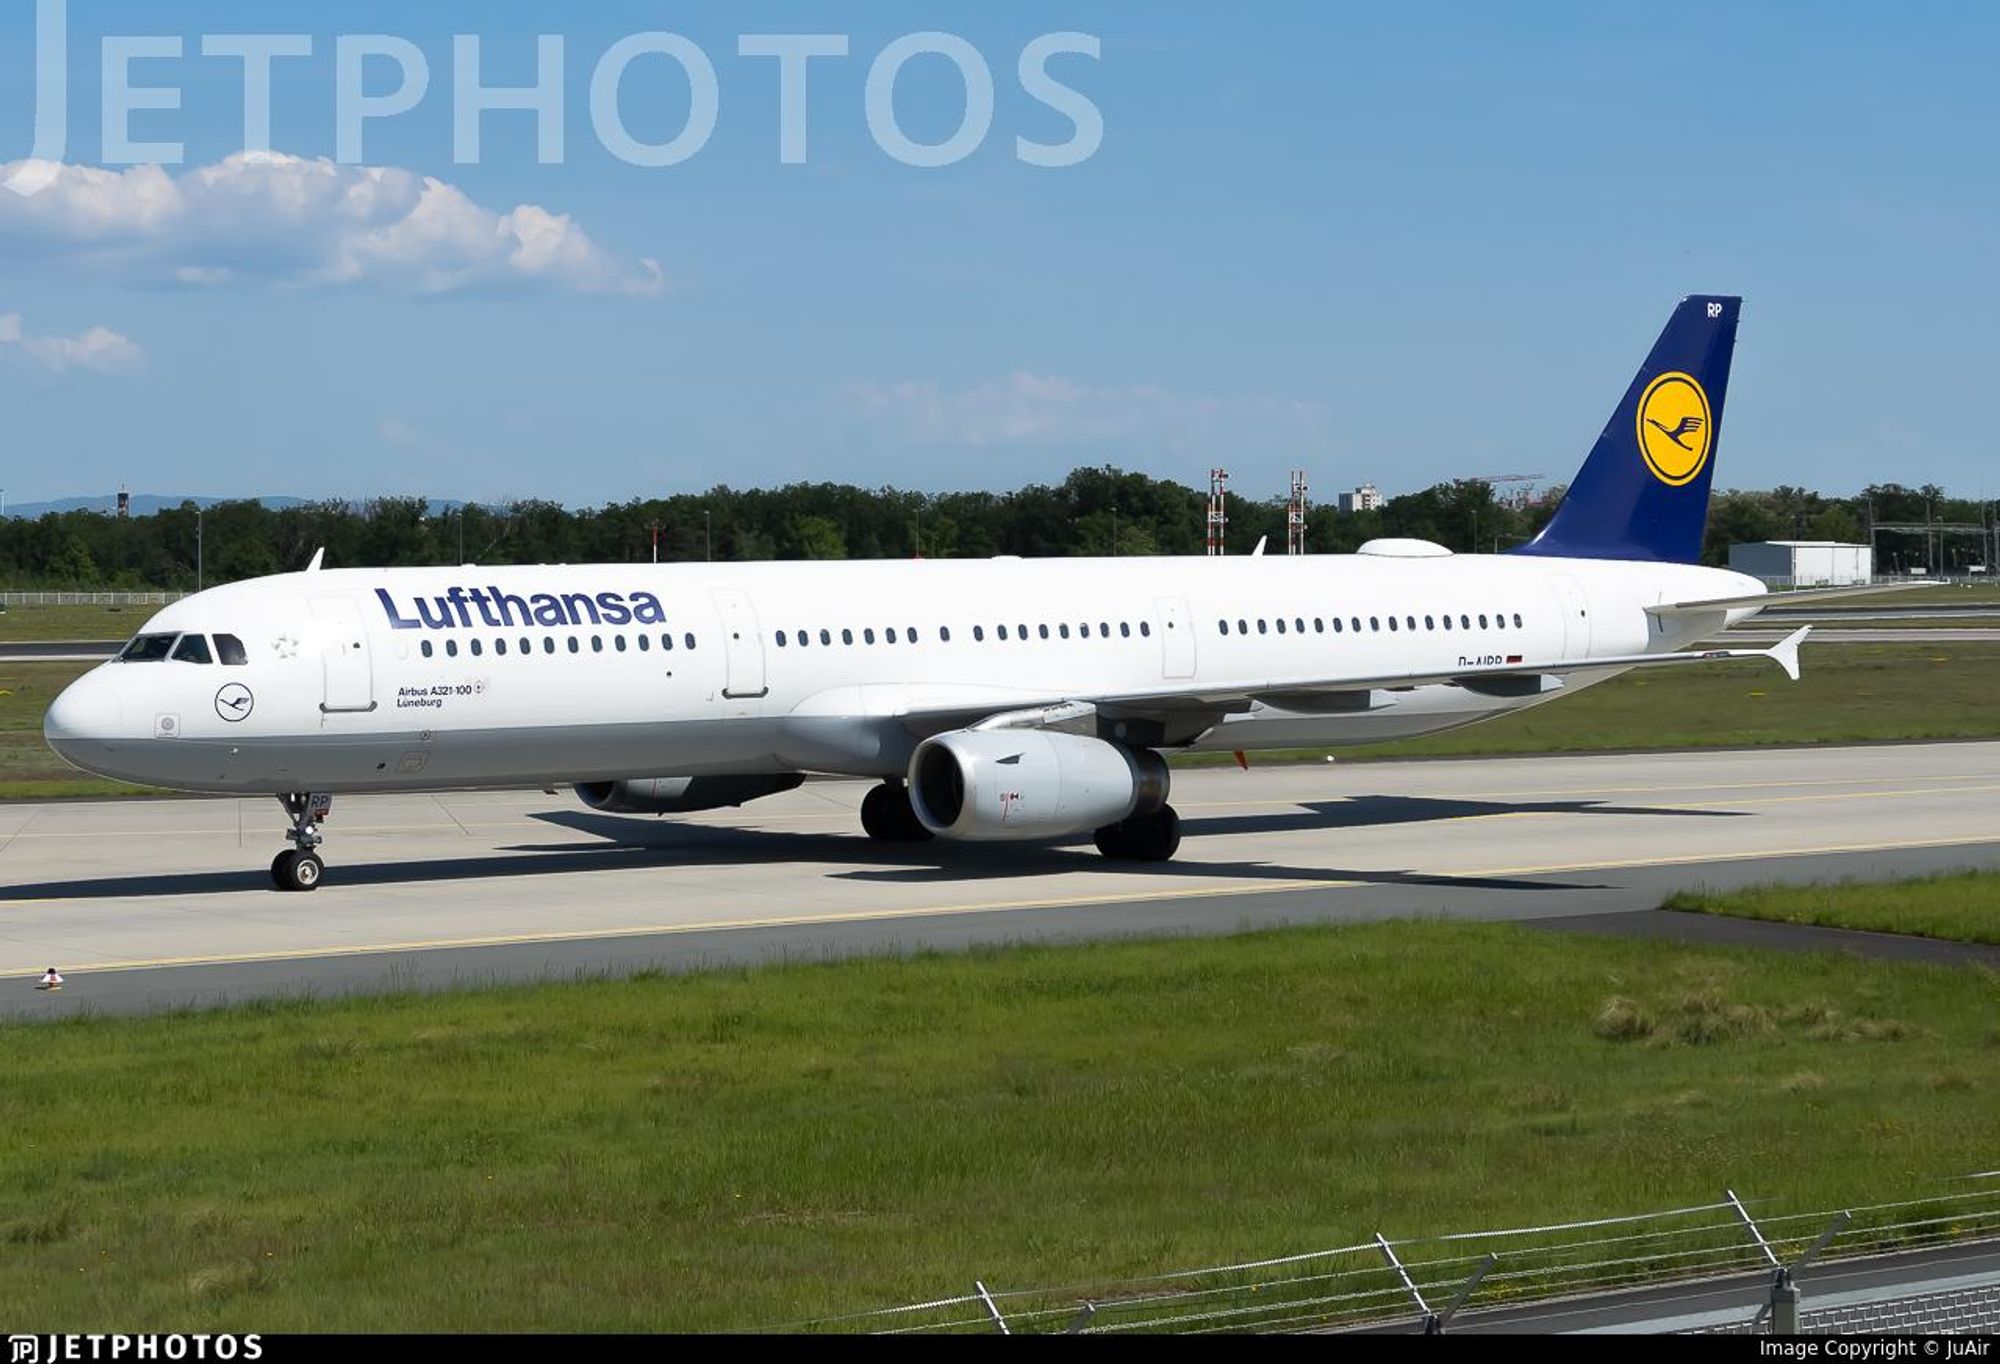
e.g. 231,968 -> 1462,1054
711,588 -> 769,699
309,595 -> 377,713
1155,596 -> 1196,679
1552,576 -> 1593,659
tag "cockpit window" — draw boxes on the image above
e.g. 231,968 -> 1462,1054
216,634 -> 249,666
171,634 -> 214,664
119,634 -> 176,662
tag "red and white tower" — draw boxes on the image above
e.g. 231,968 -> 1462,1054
1206,468 -> 1229,557
1287,470 -> 1309,555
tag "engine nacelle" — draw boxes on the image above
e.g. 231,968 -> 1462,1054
908,730 -> 1169,841
575,773 -> 804,816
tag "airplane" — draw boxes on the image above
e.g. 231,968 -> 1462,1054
45,295 -> 1859,892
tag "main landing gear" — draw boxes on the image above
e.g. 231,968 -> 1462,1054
1094,804 -> 1182,862
860,780 -> 934,843
272,792 -> 332,892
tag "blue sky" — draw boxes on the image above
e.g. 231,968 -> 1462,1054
2,1 -> 1996,508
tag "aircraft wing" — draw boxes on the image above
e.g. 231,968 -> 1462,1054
1646,582 -> 1931,618
894,628 -> 1811,734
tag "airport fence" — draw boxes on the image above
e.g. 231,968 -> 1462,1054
787,1178 -> 2000,1335
0,590 -> 186,607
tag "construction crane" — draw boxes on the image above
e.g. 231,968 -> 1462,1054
1461,473 -> 1544,487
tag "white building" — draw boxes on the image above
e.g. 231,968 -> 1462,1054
1338,484 -> 1384,514
1727,540 -> 1873,587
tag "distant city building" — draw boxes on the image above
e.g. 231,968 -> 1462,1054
1338,484 -> 1383,515
1728,540 -> 1873,586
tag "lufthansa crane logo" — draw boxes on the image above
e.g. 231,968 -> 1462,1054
214,683 -> 255,723
1636,371 -> 1713,487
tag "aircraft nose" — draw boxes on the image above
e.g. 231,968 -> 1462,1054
43,671 -> 125,764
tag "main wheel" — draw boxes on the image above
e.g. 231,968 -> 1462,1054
860,783 -> 934,843
1096,805 -> 1181,863
273,849 -> 325,892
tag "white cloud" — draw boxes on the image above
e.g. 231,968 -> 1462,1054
0,152 -> 663,298
843,371 -> 1327,449
0,310 -> 144,374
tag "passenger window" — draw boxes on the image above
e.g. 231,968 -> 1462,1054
1275,618 -> 1287,634
1370,617 -> 1380,632
1407,616 -> 1417,631
819,629 -> 831,646
1514,613 -> 1523,628
1039,624 -> 1050,640
471,639 -> 484,657
1332,618 -> 1343,633
447,640 -> 460,658
886,627 -> 899,644
939,626 -> 950,643
1460,615 -> 1471,629
797,630 -> 809,647
974,626 -> 986,641
544,638 -> 556,654
1099,623 -> 1110,638
496,639 -> 508,656
909,626 -> 920,643
864,628 -> 877,645
1059,624 -> 1071,639
216,633 -> 249,666
639,634 -> 651,652
1314,618 -> 1324,634
568,637 -> 581,653
1442,615 -> 1452,631
1120,622 -> 1131,638
615,635 -> 628,652
171,634 -> 213,664
1351,617 -> 1362,633
1388,617 -> 1398,632
842,628 -> 854,645
1237,618 -> 1248,634
666,634 -> 678,651
1425,616 -> 1434,630
776,632 -> 788,648
1479,615 -> 1489,628
421,640 -> 434,659
1139,621 -> 1151,637
590,637 -> 602,653
1017,623 -> 1028,639
684,633 -> 696,650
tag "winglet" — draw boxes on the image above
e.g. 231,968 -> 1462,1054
1768,625 -> 1810,682
306,547 -> 325,573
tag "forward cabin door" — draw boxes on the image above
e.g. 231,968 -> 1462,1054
711,588 -> 769,699
1155,596 -> 1196,679
309,596 -> 377,713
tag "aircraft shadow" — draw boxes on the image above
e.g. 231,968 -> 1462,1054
0,793 -> 1711,902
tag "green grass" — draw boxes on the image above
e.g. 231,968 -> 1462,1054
4,921 -> 1999,1331
1180,642 -> 2000,766
0,603 -> 153,641
1669,872 -> 2000,946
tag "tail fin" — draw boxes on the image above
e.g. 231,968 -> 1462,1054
1514,295 -> 1741,564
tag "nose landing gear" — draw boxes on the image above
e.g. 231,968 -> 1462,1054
272,792 -> 332,892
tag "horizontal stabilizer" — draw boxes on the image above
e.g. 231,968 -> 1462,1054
1647,582 -> 1933,618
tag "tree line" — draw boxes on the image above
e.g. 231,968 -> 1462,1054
0,469 -> 1989,591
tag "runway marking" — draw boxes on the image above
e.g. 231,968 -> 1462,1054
27,832 -> 2000,978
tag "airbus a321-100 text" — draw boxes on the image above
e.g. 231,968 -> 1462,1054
45,297 -> 1857,891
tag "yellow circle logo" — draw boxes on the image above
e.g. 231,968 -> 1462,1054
1636,371 -> 1712,486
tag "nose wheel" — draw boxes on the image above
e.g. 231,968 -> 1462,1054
272,792 -> 333,891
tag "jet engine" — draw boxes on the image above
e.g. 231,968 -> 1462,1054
575,773 -> 804,815
908,730 -> 1168,841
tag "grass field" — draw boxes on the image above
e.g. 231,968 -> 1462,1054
0,603 -> 155,641
1669,872 -> 2000,947
4,920 -> 1998,1331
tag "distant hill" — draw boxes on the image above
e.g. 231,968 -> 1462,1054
1,495 -> 471,519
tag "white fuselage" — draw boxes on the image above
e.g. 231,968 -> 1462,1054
42,551 -> 1762,795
